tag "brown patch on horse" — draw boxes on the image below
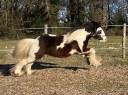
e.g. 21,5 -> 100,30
46,40 -> 81,58
35,35 -> 81,59
35,35 -> 64,59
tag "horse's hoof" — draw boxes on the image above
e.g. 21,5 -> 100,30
26,70 -> 35,76
10,71 -> 20,77
11,72 -> 21,77
10,68 -> 16,76
12,72 -> 24,77
10,69 -> 25,77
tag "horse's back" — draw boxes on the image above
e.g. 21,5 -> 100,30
39,35 -> 64,47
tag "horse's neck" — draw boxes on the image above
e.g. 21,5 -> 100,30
83,34 -> 92,51
64,33 -> 70,38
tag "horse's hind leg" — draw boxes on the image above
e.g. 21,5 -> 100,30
82,48 -> 91,65
24,62 -> 34,75
24,54 -> 44,75
23,38 -> 40,75
11,56 -> 35,76
11,59 -> 27,76
12,38 -> 39,76
11,51 -> 36,76
23,51 -> 39,75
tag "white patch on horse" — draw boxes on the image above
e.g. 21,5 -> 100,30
28,38 -> 40,59
69,49 -> 78,55
67,29 -> 90,51
57,29 -> 90,51
48,34 -> 56,37
57,33 -> 70,49
97,27 -> 107,42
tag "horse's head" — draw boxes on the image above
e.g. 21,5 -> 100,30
93,25 -> 107,42
85,21 -> 107,42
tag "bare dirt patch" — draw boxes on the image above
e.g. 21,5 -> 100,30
0,51 -> 128,95
0,61 -> 128,95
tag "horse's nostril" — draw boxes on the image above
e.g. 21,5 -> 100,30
103,37 -> 107,42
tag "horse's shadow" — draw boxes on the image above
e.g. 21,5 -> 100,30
0,62 -> 89,76
0,64 -> 14,76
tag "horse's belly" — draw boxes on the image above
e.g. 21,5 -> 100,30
48,51 -> 71,58
46,48 -> 71,58
50,54 -> 70,58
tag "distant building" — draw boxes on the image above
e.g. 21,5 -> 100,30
58,7 -> 68,24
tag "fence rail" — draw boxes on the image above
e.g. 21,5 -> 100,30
15,27 -> 75,31
15,24 -> 128,30
13,23 -> 128,59
0,49 -> 13,52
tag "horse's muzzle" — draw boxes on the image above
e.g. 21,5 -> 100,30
100,36 -> 107,42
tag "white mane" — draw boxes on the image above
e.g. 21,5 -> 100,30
57,29 -> 90,51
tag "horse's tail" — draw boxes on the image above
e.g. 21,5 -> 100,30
12,38 -> 35,59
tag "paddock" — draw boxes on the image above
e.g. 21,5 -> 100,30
0,35 -> 128,94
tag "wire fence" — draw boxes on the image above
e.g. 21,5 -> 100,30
0,23 -> 127,59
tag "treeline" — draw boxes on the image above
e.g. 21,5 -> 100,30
0,0 -> 127,39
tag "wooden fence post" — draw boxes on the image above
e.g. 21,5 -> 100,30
44,24 -> 48,34
122,23 -> 126,59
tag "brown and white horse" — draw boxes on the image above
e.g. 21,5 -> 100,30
11,21 -> 107,76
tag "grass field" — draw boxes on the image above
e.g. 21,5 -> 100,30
0,36 -> 128,65
0,36 -> 128,95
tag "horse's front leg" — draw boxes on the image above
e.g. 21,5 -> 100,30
82,48 -> 91,65
77,41 -> 90,65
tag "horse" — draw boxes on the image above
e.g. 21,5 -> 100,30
11,21 -> 107,76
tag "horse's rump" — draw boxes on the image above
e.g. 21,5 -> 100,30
12,39 -> 35,59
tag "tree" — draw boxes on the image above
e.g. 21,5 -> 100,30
68,0 -> 85,26
88,0 -> 108,28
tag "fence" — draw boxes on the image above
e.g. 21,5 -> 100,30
0,24 -> 127,59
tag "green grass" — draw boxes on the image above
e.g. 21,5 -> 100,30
0,39 -> 17,49
0,36 -> 128,65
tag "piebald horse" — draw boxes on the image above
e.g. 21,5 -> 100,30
11,21 -> 107,76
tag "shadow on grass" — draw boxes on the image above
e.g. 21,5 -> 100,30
0,62 -> 89,76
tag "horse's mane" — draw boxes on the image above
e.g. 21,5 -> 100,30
85,21 -> 101,33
